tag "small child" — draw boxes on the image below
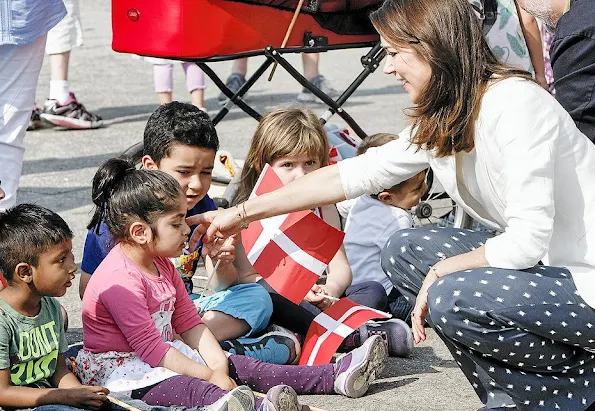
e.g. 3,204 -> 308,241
232,108 -> 413,357
0,204 -> 109,410
344,133 -> 427,322
77,158 -> 387,411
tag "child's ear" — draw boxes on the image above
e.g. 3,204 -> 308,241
15,263 -> 34,284
377,192 -> 394,206
128,221 -> 152,245
141,155 -> 159,171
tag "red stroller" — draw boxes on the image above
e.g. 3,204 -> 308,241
111,0 -> 386,138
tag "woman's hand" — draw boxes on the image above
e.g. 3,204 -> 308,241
187,208 -> 243,256
208,370 -> 237,391
411,270 -> 439,344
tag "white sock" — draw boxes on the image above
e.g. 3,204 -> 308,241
49,80 -> 70,105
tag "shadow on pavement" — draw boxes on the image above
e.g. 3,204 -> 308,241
22,152 -> 119,175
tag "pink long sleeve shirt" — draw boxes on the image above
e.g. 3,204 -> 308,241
81,243 -> 203,367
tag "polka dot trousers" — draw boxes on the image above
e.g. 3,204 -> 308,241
381,227 -> 595,411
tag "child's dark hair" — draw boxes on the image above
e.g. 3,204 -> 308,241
88,158 -> 184,239
143,101 -> 220,163
356,133 -> 398,156
0,204 -> 72,282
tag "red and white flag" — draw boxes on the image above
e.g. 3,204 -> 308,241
241,165 -> 344,305
299,298 -> 391,366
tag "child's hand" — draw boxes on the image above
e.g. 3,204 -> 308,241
304,284 -> 334,310
208,370 -> 237,391
61,386 -> 109,410
211,234 -> 237,266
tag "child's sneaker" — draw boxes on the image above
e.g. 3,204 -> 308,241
201,385 -> 255,411
359,319 -> 413,357
220,328 -> 300,365
333,334 -> 387,398
218,73 -> 247,105
296,75 -> 339,103
40,92 -> 103,129
27,104 -> 44,131
257,385 -> 310,411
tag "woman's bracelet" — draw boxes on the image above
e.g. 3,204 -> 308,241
236,203 -> 249,229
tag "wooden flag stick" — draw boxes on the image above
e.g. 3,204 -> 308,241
268,0 -> 306,81
107,395 -> 143,411
254,392 -> 329,411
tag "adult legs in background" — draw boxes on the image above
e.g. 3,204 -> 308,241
153,63 -> 174,105
0,36 -> 47,211
218,54 -> 337,104
182,62 -> 206,110
38,0 -> 103,130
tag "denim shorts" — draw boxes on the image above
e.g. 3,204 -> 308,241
195,283 -> 273,336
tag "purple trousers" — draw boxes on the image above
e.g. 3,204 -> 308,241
134,355 -> 335,408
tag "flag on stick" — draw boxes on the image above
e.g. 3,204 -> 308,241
299,298 -> 391,365
241,165 -> 344,304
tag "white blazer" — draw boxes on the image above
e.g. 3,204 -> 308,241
338,78 -> 595,309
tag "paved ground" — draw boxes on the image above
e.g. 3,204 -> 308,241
18,1 -> 483,410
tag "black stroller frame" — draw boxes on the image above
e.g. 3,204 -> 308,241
191,39 -> 387,139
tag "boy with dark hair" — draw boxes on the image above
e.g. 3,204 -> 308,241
0,204 -> 109,410
80,102 -> 298,365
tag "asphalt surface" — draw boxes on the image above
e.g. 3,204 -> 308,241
18,1 -> 483,409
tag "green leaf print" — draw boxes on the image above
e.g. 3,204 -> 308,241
498,3 -> 512,29
506,33 -> 527,58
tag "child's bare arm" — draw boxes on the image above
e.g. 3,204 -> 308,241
323,205 -> 353,295
0,368 -> 108,409
158,327 -> 236,391
233,236 -> 261,284
181,323 -> 229,373
50,354 -> 83,388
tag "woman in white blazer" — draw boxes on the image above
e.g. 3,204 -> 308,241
189,0 -> 595,409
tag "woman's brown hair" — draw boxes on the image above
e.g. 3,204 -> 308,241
234,107 -> 329,205
370,0 -> 533,157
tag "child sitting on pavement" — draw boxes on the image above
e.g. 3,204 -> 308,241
79,102 -> 297,365
0,204 -> 109,411
77,159 -> 388,411
225,107 -> 413,357
344,133 -> 427,325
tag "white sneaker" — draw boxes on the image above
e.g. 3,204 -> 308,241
333,335 -> 387,398
200,385 -> 255,411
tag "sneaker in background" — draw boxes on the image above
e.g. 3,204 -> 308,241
359,318 -> 413,358
220,328 -> 300,365
257,385 -> 310,411
333,335 -> 387,398
296,75 -> 339,103
27,104 -> 44,131
218,73 -> 247,105
41,92 -> 103,129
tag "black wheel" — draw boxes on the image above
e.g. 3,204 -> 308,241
414,168 -> 474,229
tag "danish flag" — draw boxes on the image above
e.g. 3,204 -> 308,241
241,165 -> 345,305
299,298 -> 391,366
